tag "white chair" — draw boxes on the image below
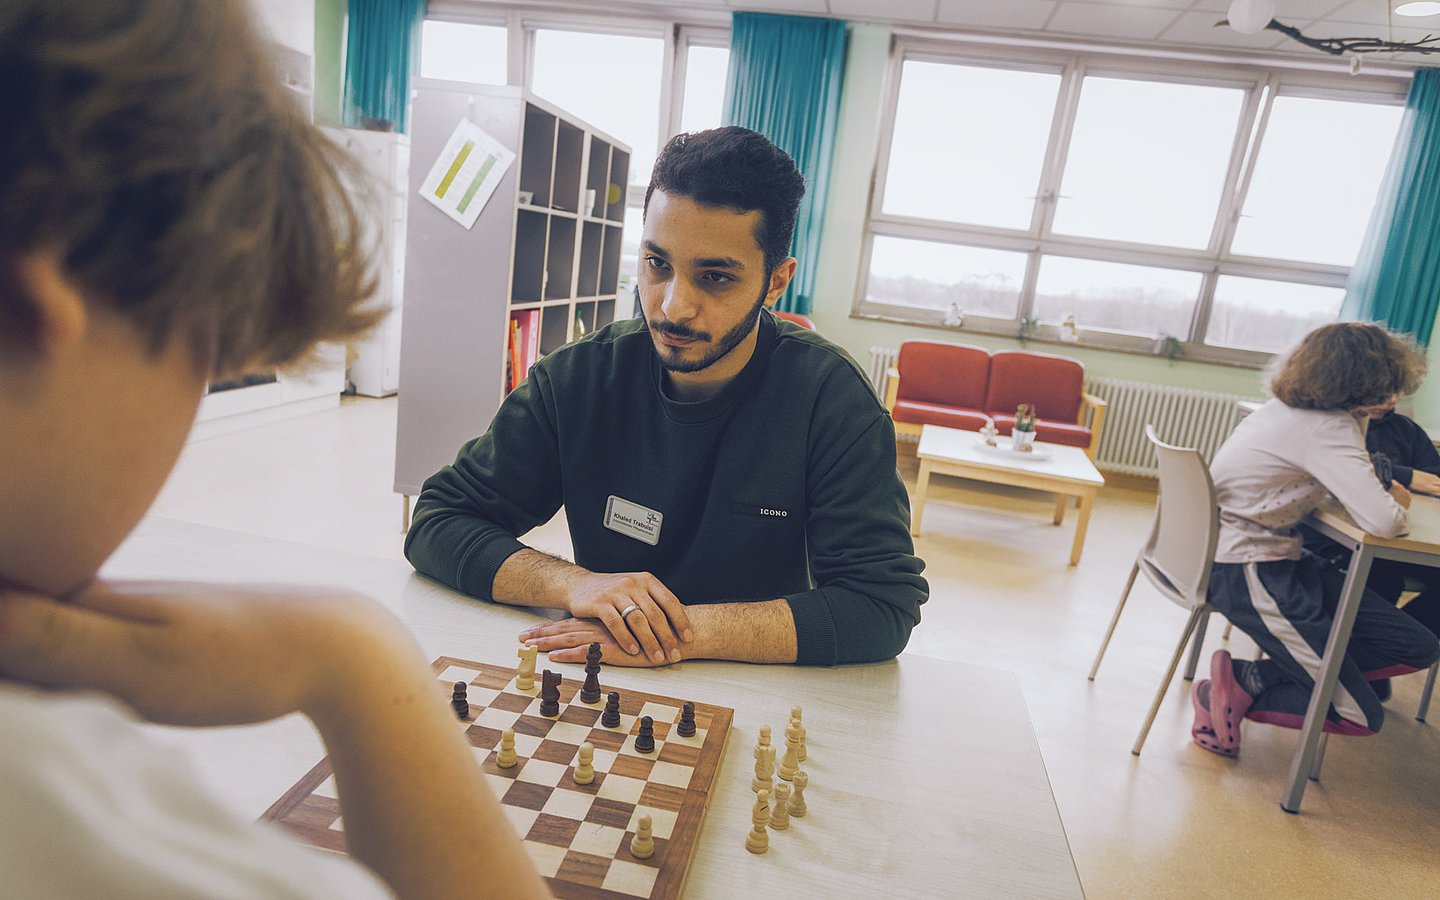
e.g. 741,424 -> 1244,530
1089,425 -> 1220,756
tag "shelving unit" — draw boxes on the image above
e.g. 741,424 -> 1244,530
394,80 -> 630,499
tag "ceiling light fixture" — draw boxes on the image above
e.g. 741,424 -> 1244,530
1220,0 -> 1440,55
1395,3 -> 1440,17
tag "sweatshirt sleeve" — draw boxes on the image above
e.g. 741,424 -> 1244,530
404,369 -> 564,600
781,372 -> 928,665
1306,415 -> 1408,538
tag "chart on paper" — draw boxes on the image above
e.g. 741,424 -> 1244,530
419,118 -> 515,229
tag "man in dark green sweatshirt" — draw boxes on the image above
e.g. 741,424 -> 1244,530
405,127 -> 927,667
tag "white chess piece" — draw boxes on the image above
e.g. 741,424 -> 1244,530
789,770 -> 808,817
771,783 -> 792,831
516,644 -> 537,691
496,728 -> 518,769
630,814 -> 654,859
573,742 -> 595,785
790,706 -> 807,762
752,743 -> 775,793
745,789 -> 771,853
777,736 -> 799,781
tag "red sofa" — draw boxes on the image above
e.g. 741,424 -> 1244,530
883,340 -> 1108,457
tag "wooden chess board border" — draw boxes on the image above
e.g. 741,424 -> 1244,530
262,656 -> 735,900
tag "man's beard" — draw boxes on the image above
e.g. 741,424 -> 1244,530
647,284 -> 769,374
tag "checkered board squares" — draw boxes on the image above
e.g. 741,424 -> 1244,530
262,656 -> 733,900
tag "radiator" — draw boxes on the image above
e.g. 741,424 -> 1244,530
866,347 -> 1258,476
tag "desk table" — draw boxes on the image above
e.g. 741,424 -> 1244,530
1289,496 -> 1440,812
101,518 -> 1082,899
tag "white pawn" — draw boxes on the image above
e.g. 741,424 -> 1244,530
496,728 -> 518,768
516,644 -> 537,691
790,706 -> 806,762
572,741 -> 595,785
757,724 -> 772,750
771,782 -> 792,831
630,814 -> 654,859
777,736 -> 799,782
745,789 -> 771,854
788,770 -> 807,817
752,743 -> 775,793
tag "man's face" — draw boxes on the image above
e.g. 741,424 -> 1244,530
638,191 -> 788,375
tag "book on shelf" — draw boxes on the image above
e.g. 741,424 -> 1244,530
506,309 -> 542,392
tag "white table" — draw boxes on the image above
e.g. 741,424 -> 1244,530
911,425 -> 1106,565
101,517 -> 1083,898
1288,496 -> 1440,813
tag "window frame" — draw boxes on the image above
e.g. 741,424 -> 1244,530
856,39 -> 1410,368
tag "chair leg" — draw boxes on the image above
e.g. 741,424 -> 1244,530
1089,563 -> 1140,681
1308,732 -> 1329,782
1133,608 -> 1206,756
1183,611 -> 1210,682
1418,660 -> 1439,723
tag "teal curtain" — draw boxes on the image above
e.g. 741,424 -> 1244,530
1343,68 -> 1440,346
723,13 -> 848,316
342,0 -> 426,133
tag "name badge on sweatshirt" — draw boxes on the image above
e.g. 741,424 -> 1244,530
605,495 -> 663,546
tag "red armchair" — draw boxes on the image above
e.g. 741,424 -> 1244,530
773,310 -> 816,330
884,341 -> 1108,458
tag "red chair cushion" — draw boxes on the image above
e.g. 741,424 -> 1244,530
990,414 -> 1093,448
893,401 -> 993,433
773,310 -> 815,330
896,340 -> 991,409
984,350 -> 1084,424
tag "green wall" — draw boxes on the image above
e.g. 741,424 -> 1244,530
313,0 -> 346,126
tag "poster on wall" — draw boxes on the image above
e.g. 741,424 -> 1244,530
418,119 -> 515,230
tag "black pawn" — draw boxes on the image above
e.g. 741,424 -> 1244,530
580,641 -> 602,704
451,681 -> 470,720
676,701 -> 696,737
634,715 -> 656,754
539,670 -> 561,718
602,691 -> 622,728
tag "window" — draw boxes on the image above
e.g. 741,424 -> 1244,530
679,45 -> 730,134
420,21 -> 507,85
860,44 -> 1408,367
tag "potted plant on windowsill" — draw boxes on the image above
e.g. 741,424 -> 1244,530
1012,403 -> 1038,452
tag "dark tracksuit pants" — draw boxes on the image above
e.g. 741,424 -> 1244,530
1208,556 -> 1439,734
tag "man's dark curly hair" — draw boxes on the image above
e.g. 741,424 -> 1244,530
643,126 -> 806,277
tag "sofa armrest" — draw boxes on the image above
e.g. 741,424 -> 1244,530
1080,391 -> 1108,459
884,366 -> 900,413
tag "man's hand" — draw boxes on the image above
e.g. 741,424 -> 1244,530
559,571 -> 692,665
1390,481 -> 1414,509
519,617 -> 678,667
1410,471 -> 1440,496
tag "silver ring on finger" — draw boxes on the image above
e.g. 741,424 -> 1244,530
619,604 -> 641,619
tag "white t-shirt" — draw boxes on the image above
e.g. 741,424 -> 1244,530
1210,399 -> 1407,563
0,683 -> 392,899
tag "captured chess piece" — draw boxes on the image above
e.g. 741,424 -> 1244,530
496,728 -> 518,769
451,681 -> 470,720
601,691 -> 622,728
634,715 -> 656,754
540,670 -> 562,719
752,736 -> 775,793
790,705 -> 807,762
789,770 -> 808,817
573,742 -> 595,785
771,782 -> 792,831
745,789 -> 771,854
630,814 -> 655,859
676,701 -> 696,737
580,642 -> 603,704
516,644 -> 538,692
777,733 -> 799,781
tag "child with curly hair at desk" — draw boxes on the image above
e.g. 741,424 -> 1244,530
1194,322 -> 1440,758
0,2 -> 548,896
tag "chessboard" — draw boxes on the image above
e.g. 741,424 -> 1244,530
263,656 -> 734,900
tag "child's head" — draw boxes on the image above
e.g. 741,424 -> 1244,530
0,0 -> 376,597
1269,322 -> 1427,413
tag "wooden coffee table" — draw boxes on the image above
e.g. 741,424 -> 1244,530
911,424 -> 1105,565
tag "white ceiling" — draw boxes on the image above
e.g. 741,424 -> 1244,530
566,0 -> 1440,64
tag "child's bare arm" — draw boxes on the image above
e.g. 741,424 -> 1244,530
0,582 -> 550,900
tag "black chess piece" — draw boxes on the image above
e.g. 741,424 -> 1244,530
539,670 -> 561,718
676,701 -> 696,737
601,691 -> 622,728
635,715 -> 656,753
580,641 -> 602,704
451,681 -> 470,720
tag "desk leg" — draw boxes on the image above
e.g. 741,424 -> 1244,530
911,460 -> 932,537
1069,490 -> 1095,566
1281,546 -> 1373,813
1053,495 -> 1067,525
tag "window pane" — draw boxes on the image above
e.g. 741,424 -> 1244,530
1205,275 -> 1345,353
680,46 -> 729,134
1033,256 -> 1200,338
620,205 -> 643,292
882,62 -> 1060,229
865,236 -> 1027,318
532,29 -> 663,189
1053,77 -> 1244,249
420,21 -> 507,85
1232,96 -> 1403,266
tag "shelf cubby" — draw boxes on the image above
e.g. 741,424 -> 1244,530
552,121 -> 584,213
520,105 -> 556,208
545,214 -> 577,300
512,210 -> 548,303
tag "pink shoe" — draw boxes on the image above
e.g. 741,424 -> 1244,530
1191,680 -> 1236,758
1210,649 -> 1254,754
